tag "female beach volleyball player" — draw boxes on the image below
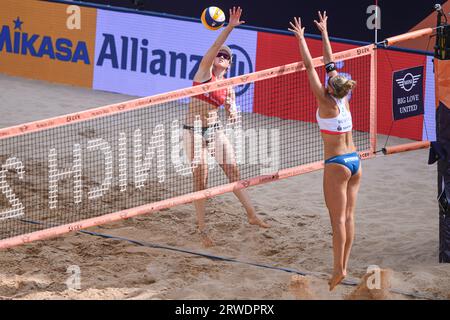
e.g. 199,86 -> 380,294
184,6 -> 269,247
289,12 -> 360,291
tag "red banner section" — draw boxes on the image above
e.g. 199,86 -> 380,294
377,50 -> 427,139
255,32 -> 357,70
255,31 -> 432,140
254,32 -> 370,134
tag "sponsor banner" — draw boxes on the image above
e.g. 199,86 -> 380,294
392,66 -> 424,120
0,0 -> 96,87
376,50 -> 427,140
93,10 -> 257,111
256,32 -> 435,140
424,56 -> 436,141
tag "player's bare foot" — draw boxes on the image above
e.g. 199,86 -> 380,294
329,270 -> 346,291
248,216 -> 270,228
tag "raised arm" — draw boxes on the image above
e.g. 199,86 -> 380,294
288,17 -> 327,103
194,7 -> 245,82
314,11 -> 338,78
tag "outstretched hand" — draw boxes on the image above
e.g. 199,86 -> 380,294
314,11 -> 328,34
288,17 -> 305,39
228,6 -> 245,28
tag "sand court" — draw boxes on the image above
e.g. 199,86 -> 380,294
0,73 -> 447,300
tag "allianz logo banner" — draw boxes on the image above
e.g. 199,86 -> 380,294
0,7 -> 256,111
93,10 -> 256,109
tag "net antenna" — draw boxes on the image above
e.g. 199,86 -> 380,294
434,3 -> 448,23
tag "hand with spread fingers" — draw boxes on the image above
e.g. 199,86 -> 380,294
288,17 -> 305,40
228,6 -> 245,28
314,11 -> 329,35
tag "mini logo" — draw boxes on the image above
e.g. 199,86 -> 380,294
66,114 -> 81,122
242,180 -> 250,188
396,73 -> 421,92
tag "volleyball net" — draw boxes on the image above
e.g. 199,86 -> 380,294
0,44 -> 376,249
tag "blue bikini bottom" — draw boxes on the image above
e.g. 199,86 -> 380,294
324,152 -> 361,176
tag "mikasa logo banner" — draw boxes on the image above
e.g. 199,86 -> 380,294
0,0 -> 97,87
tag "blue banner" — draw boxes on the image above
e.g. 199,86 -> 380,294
392,66 -> 424,121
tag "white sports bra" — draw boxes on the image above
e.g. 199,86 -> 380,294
316,96 -> 353,135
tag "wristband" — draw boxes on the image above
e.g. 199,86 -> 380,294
325,62 -> 336,73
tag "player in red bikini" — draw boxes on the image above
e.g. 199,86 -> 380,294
184,7 -> 269,248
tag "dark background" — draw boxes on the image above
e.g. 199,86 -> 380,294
55,0 -> 447,42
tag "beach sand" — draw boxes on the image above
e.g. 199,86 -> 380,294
0,74 -> 448,300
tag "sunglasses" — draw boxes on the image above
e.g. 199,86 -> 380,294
216,52 -> 231,60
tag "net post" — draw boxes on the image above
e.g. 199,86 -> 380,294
370,44 -> 377,157
435,20 -> 450,263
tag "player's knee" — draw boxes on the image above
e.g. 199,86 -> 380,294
330,214 -> 347,227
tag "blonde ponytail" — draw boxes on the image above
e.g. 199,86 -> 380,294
343,79 -> 357,91
329,76 -> 357,99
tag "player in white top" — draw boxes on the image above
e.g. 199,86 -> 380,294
289,11 -> 361,291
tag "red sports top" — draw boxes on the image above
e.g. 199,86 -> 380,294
193,74 -> 228,107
